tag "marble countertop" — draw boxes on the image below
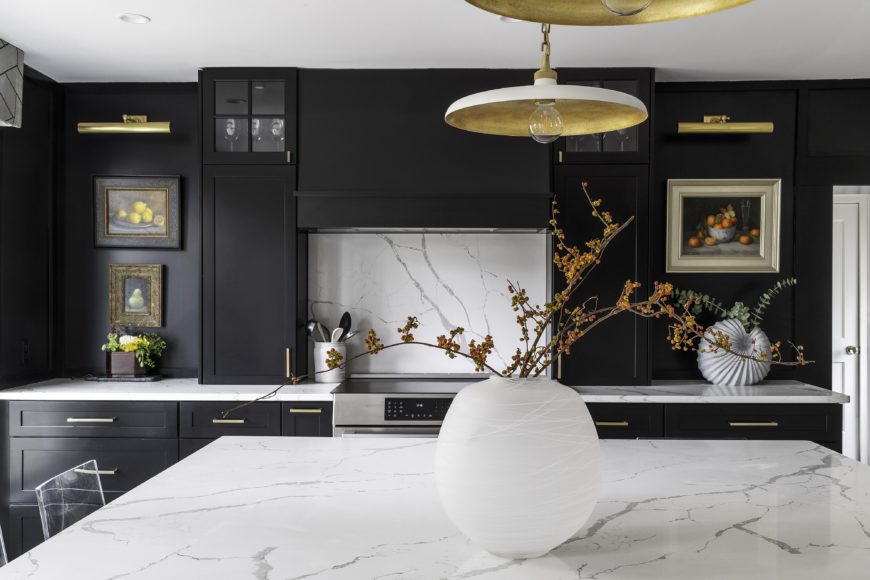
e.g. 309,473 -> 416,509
0,378 -> 339,402
1,437 -> 868,579
0,377 -> 848,404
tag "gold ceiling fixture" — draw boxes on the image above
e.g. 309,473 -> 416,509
678,115 -> 774,134
465,0 -> 754,25
77,115 -> 171,134
445,24 -> 648,142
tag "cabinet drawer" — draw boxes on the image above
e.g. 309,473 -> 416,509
180,402 -> 281,438
8,438 -> 178,503
9,401 -> 178,438
587,403 -> 663,439
282,402 -> 333,437
664,404 -> 842,440
180,438 -> 216,459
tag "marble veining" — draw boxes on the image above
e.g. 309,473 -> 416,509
1,437 -> 868,579
308,233 -> 548,374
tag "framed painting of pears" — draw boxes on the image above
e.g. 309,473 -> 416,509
109,264 -> 163,327
94,176 -> 180,248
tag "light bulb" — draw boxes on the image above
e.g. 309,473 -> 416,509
600,0 -> 653,16
529,102 -> 563,144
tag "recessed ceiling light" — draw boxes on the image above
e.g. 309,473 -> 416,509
120,13 -> 151,24
499,15 -> 523,22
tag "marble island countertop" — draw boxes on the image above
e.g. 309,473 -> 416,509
1,436 -> 868,579
0,377 -> 849,404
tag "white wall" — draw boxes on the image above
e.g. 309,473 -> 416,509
309,233 -> 548,375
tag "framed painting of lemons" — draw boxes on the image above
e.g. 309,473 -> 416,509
109,264 -> 162,327
666,179 -> 781,273
94,176 -> 180,248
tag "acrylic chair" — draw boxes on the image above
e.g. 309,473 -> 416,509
0,522 -> 7,567
35,460 -> 107,540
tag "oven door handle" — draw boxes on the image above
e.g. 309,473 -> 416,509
339,428 -> 440,438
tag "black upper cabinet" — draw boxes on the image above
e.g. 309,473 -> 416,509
797,85 -> 870,185
554,165 -> 650,386
555,69 -> 653,165
201,165 -> 297,383
201,68 -> 297,165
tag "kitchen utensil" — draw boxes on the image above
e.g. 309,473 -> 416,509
306,320 -> 318,341
342,330 -> 359,342
308,319 -> 329,342
331,328 -> 344,342
338,312 -> 352,341
315,321 -> 330,342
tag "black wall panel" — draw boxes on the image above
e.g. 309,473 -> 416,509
61,84 -> 200,376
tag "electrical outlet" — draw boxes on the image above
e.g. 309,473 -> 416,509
20,338 -> 30,367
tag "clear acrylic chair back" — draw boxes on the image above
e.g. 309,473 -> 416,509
35,459 -> 107,540
0,521 -> 7,567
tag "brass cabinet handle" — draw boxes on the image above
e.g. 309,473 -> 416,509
74,468 -> 118,476
285,347 -> 292,379
595,421 -> 630,427
212,418 -> 247,425
729,421 -> 779,428
66,417 -> 117,424
289,408 -> 322,414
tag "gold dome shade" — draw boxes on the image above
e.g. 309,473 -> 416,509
465,0 -> 753,26
446,98 -> 648,137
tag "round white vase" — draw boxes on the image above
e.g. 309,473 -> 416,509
435,376 -> 601,559
697,319 -> 772,386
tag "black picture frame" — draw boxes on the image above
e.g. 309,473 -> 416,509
94,176 -> 181,248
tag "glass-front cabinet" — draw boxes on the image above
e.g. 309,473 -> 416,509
556,69 -> 653,165
201,68 -> 297,164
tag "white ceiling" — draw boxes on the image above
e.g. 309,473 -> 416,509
0,0 -> 868,83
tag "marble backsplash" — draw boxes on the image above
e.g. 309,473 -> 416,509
308,233 -> 548,374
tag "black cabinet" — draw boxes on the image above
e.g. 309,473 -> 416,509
282,402 -> 333,437
587,403 -> 663,439
6,505 -> 43,559
8,438 -> 178,503
797,86 -> 870,186
556,68 -> 653,165
201,68 -> 297,165
180,438 -> 215,459
554,165 -> 650,385
201,165 -> 299,383
180,402 -> 282,438
9,401 -> 177,438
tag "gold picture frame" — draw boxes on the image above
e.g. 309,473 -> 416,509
109,264 -> 163,327
666,179 -> 781,273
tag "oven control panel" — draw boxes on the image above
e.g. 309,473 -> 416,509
385,398 -> 453,421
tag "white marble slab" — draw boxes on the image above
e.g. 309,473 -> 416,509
574,380 -> 850,404
0,378 -> 847,404
1,437 -> 868,579
308,232 -> 548,374
0,378 -> 338,402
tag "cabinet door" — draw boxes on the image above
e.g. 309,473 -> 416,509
6,505 -> 43,560
555,69 -> 653,165
282,403 -> 333,437
587,403 -> 663,439
553,165 -> 650,385
202,68 -> 297,165
202,165 -> 297,383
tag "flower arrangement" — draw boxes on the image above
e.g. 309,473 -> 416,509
102,329 -> 167,369
670,278 -> 797,332
220,182 -> 810,417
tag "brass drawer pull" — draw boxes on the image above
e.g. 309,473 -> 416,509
74,467 -> 118,476
212,418 -> 247,425
289,408 -> 322,414
729,421 -> 779,428
66,417 -> 117,424
595,421 -> 630,428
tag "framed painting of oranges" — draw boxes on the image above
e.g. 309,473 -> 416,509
666,179 -> 781,273
94,176 -> 180,248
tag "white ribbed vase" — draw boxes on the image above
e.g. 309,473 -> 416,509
435,376 -> 601,559
697,319 -> 772,386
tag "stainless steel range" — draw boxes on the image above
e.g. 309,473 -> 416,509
333,376 -> 484,437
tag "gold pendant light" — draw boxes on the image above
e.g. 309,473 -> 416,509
465,0 -> 753,26
445,24 -> 648,142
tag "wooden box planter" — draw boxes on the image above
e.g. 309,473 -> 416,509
106,352 -> 148,378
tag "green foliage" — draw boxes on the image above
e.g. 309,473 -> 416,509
101,330 -> 167,369
670,278 -> 797,332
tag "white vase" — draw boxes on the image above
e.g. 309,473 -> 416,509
312,342 -> 346,383
435,376 -> 601,559
697,318 -> 772,386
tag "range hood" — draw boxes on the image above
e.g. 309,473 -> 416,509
296,190 -> 553,231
